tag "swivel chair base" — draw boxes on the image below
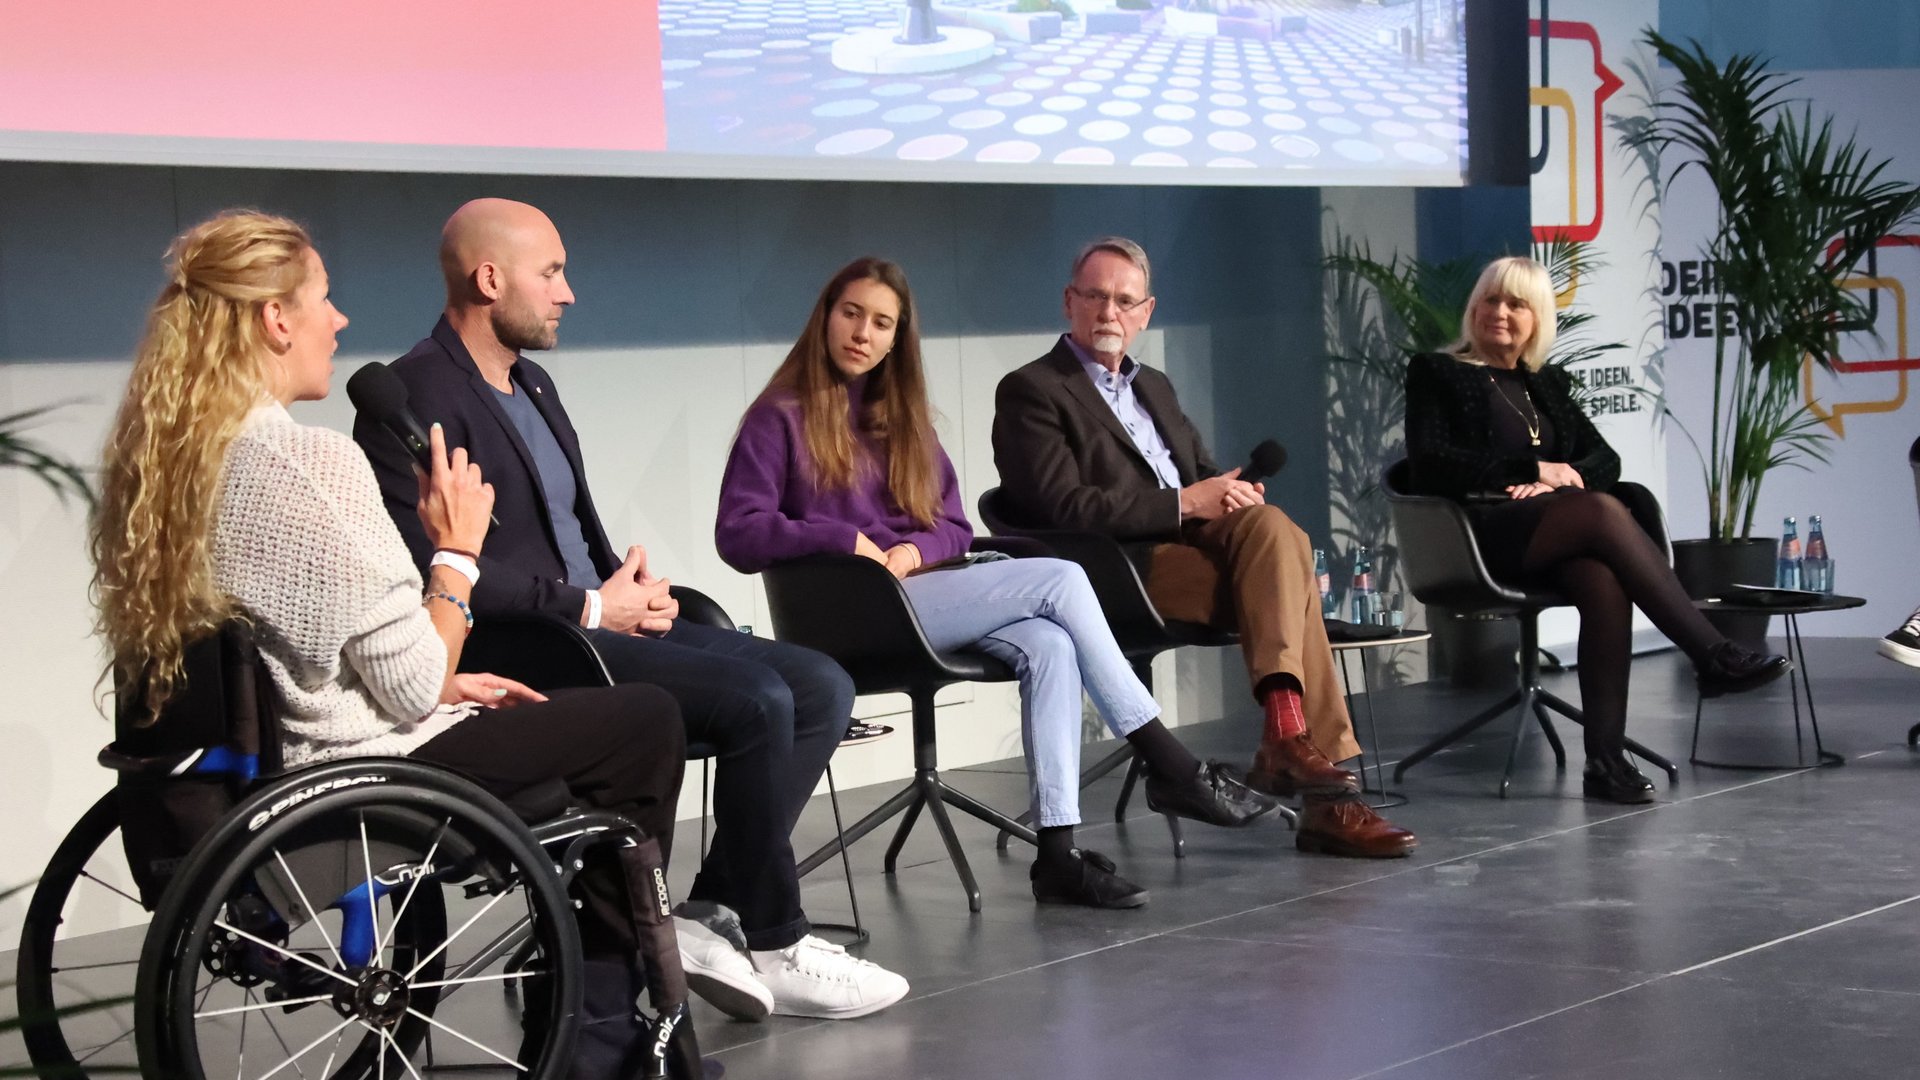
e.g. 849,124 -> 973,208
1392,616 -> 1680,797
796,694 -> 1036,913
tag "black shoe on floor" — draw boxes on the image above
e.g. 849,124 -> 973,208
1031,848 -> 1148,909
1582,756 -> 1656,804
1696,641 -> 1791,698
1144,760 -> 1279,827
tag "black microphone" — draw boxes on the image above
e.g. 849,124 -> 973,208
347,362 -> 498,527
1238,439 -> 1287,486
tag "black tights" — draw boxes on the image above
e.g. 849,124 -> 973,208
1518,491 -> 1727,758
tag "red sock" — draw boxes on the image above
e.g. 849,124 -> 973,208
1261,679 -> 1306,743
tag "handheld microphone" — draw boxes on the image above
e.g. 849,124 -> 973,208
347,362 -> 498,528
1238,439 -> 1288,486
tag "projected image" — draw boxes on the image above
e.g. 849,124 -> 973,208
660,0 -> 1467,182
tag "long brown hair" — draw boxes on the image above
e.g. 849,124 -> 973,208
756,257 -> 941,526
92,210 -> 314,718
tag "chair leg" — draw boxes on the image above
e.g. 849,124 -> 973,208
1498,688 -> 1537,798
1115,752 -> 1144,821
997,741 -> 1137,852
1530,699 -> 1567,768
1393,687 -> 1526,781
882,793 -> 927,875
918,776 -> 984,913
796,780 -> 918,878
1536,687 -> 1678,783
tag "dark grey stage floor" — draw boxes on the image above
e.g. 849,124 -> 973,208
7,637 -> 1917,1078
705,636 -> 1920,1079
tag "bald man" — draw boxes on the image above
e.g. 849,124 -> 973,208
353,199 -> 909,1023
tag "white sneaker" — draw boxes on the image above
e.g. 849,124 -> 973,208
674,914 -> 773,1021
1879,609 -> 1920,668
748,934 -> 909,1019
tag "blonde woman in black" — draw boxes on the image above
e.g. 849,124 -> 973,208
1404,256 -> 1788,803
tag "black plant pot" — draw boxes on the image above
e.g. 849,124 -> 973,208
1671,538 -> 1775,649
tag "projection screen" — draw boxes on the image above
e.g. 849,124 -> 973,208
0,0 -> 1468,186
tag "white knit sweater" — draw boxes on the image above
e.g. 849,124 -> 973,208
213,402 -> 469,766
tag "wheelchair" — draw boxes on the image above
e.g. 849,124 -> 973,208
14,620 -> 700,1080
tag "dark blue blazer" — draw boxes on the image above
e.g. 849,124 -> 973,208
352,317 -> 618,622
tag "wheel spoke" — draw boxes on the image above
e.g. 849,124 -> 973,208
244,1014 -> 358,1080
252,987 -> 311,1080
410,968 -> 542,989
211,918 -> 358,990
376,816 -> 448,961
195,993 -> 335,1019
365,1021 -> 428,1080
73,1025 -> 135,1065
274,846 -> 345,971
78,868 -> 143,907
360,813 -> 387,968
403,888 -> 509,982
403,1005 -> 525,1072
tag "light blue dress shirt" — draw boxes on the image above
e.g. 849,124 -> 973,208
1064,336 -> 1183,490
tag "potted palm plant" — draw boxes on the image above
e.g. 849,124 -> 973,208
1625,31 -> 1920,609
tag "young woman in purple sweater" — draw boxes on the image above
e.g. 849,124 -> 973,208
716,257 -> 1277,909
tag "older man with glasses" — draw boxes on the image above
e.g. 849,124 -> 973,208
990,236 -> 1417,859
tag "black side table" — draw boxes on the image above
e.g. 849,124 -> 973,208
1689,593 -> 1864,770
1328,628 -> 1432,808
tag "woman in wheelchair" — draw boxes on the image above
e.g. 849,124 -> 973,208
1403,255 -> 1790,803
88,210 -> 705,1078
714,257 -> 1278,911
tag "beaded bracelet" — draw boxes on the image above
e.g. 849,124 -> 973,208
424,591 -> 474,635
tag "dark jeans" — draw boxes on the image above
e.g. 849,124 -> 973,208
587,621 -> 853,951
413,683 -> 685,959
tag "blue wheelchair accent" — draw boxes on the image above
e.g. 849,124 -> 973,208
333,879 -> 395,969
191,746 -> 259,783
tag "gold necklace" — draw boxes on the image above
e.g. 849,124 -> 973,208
1486,370 -> 1541,447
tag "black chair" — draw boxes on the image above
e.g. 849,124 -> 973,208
462,587 -> 869,940
1380,461 -> 1680,796
761,541 -> 1045,913
1907,434 -> 1920,747
977,487 -> 1297,856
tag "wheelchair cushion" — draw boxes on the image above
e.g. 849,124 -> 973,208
501,778 -> 574,824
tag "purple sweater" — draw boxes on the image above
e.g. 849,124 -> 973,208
715,385 -> 974,574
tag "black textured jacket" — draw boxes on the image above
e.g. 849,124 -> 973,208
1403,351 -> 1621,498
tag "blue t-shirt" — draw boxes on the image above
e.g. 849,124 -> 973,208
490,379 -> 601,587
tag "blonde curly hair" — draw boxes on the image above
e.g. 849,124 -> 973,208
91,210 -> 314,720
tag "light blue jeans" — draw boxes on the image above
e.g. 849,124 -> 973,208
902,557 -> 1161,827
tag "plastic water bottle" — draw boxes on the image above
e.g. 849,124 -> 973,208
1802,515 -> 1833,594
1314,548 -> 1336,618
1350,545 -> 1375,624
1776,517 -> 1801,590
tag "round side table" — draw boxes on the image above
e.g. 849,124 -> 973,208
1328,628 -> 1432,808
1689,593 -> 1863,770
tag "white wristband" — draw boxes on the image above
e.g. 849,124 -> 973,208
428,551 -> 480,587
584,588 -> 603,630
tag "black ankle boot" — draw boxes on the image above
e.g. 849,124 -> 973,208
1697,641 -> 1791,698
1582,755 -> 1655,804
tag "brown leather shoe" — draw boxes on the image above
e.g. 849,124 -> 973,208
1295,794 -> 1418,858
1247,733 -> 1360,797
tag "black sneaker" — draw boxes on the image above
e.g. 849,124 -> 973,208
1030,848 -> 1148,909
1144,760 -> 1280,827
1878,610 -> 1920,669
1696,641 -> 1791,698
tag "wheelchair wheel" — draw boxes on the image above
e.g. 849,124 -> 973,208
15,790 -> 148,1078
134,761 -> 582,1080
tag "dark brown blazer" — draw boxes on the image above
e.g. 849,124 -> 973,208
992,335 -> 1219,542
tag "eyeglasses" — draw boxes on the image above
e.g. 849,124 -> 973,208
1069,286 -> 1152,316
